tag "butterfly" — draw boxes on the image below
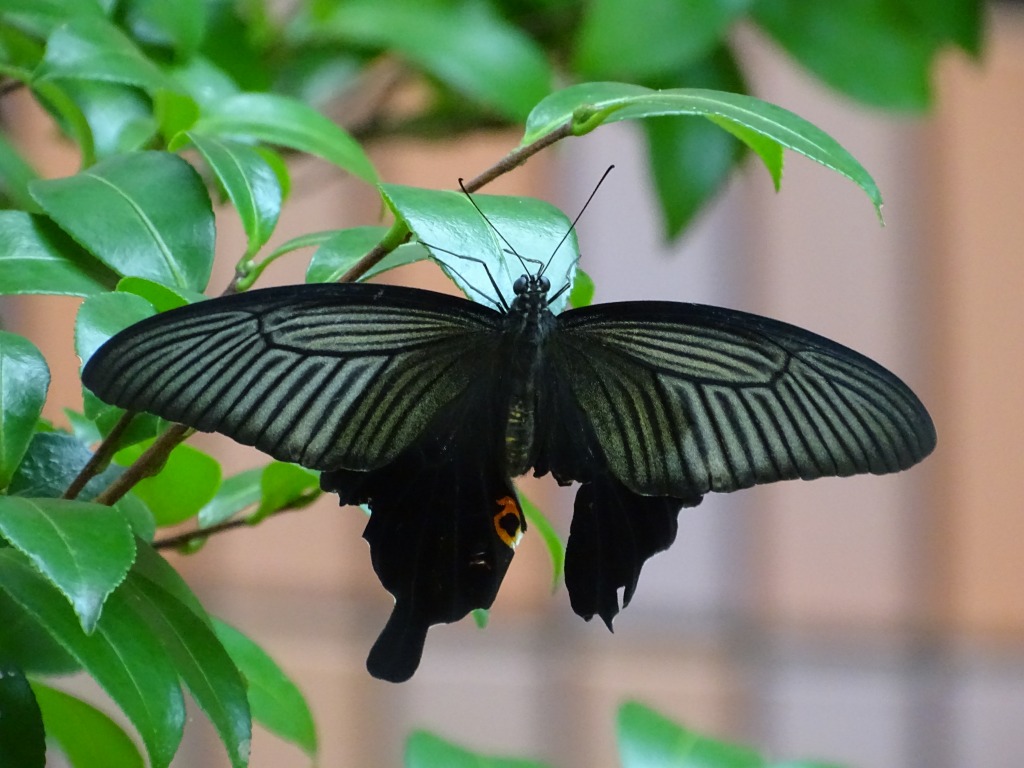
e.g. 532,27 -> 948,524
82,241 -> 936,683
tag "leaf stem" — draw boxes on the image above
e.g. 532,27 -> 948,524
151,496 -> 315,550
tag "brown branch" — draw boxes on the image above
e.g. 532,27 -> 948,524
152,496 -> 316,550
94,423 -> 192,506
461,119 -> 575,193
64,411 -> 135,500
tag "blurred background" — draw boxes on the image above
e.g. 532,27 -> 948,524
2,4 -> 1023,768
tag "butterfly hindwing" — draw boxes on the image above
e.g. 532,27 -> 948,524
551,301 -> 936,500
82,284 -> 502,471
321,378 -> 524,683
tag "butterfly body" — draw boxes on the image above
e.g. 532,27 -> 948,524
82,278 -> 935,682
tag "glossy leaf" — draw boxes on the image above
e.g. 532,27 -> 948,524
305,226 -> 432,284
122,0 -> 206,56
0,665 -> 45,768
57,80 -> 157,159
34,15 -> 174,94
31,151 -> 216,292
618,701 -> 762,767
115,276 -> 200,312
523,83 -> 882,217
130,540 -> 210,622
519,493 -> 564,591
252,462 -> 319,523
166,55 -> 240,112
31,681 -> 145,768
123,569 -> 251,768
305,0 -> 552,121
405,730 -> 552,768
5,433 -> 123,502
0,331 -> 49,491
186,132 -> 282,257
186,92 -> 378,183
76,291 -> 157,369
29,78 -> 97,166
574,0 -> 750,80
0,496 -> 136,632
568,267 -> 594,309
643,50 -> 749,238
0,211 -> 116,297
114,441 -> 221,527
197,467 -> 262,528
0,549 -> 185,768
751,0 -> 936,111
0,588 -> 80,674
115,493 -> 157,543
214,618 -> 318,757
380,185 -> 579,312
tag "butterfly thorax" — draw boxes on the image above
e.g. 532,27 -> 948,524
501,274 -> 557,476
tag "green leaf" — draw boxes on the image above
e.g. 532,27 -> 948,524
0,548 -> 185,768
0,497 -> 136,633
0,331 -> 49,491
115,493 -> 157,543
523,83 -> 882,218
519,494 -> 564,592
0,665 -> 45,768
57,80 -> 158,159
116,276 -> 201,312
0,211 -> 117,297
31,681 -> 145,768
114,441 -> 221,527
0,130 -> 40,210
750,0 -> 937,111
642,49 -> 750,238
379,185 -> 579,312
34,15 -> 175,94
305,226 -> 432,284
618,701 -> 763,767
0,588 -> 80,674
304,0 -> 552,121
0,0 -> 106,38
574,0 -> 751,80
31,151 -> 216,291
121,0 -> 207,57
122,569 -> 251,768
29,78 -> 97,166
186,92 -> 378,183
197,467 -> 262,528
130,540 -> 210,622
901,0 -> 983,55
568,267 -> 594,308
76,291 -> 169,448
213,618 -> 318,757
6,433 -> 123,501
166,55 -> 240,112
405,730 -> 553,768
252,462 -> 319,523
76,290 -> 157,371
186,132 -> 282,258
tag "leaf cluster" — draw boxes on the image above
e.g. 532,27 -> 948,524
0,0 -> 979,766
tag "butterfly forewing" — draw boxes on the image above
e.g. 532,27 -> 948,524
552,301 -> 936,499
82,284 -> 502,471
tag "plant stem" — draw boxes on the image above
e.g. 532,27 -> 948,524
462,119 -> 574,192
94,423 -> 192,506
63,411 -> 135,499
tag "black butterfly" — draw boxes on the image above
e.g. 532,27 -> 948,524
82,267 -> 935,682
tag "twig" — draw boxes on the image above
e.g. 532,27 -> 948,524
94,423 -> 192,506
63,411 -> 135,500
152,496 -> 316,550
461,119 -> 574,192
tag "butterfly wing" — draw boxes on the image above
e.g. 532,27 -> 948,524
551,301 -> 936,500
82,283 -> 502,471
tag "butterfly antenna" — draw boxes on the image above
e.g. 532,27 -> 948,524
458,178 -> 531,275
540,164 -> 614,279
418,239 -> 508,311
